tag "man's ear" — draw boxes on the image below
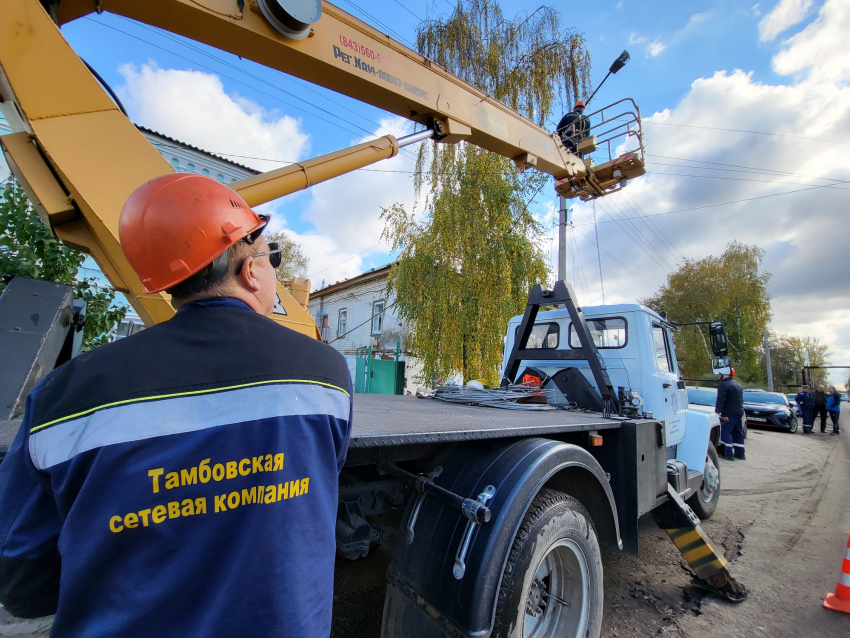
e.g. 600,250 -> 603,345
237,256 -> 261,292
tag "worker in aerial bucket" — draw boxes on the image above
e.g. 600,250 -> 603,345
0,174 -> 352,638
556,99 -> 591,154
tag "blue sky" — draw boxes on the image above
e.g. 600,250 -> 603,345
36,0 -> 850,379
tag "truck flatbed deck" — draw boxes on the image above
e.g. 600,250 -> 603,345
350,394 -> 634,448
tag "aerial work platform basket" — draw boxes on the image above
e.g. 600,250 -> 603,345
554,98 -> 647,201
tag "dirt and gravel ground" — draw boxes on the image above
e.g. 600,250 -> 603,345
2,423 -> 849,637
600,422 -> 850,638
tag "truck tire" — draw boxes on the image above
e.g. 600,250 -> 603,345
686,442 -> 720,520
492,489 -> 603,638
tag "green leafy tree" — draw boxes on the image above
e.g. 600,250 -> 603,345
264,229 -> 309,282
0,181 -> 126,350
383,0 -> 591,386
760,333 -> 830,391
641,242 -> 772,383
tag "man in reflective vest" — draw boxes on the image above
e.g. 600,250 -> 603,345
0,174 -> 352,637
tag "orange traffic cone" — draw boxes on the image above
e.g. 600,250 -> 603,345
824,534 -> 850,614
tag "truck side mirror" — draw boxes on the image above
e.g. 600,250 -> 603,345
711,357 -> 731,375
709,322 -> 728,357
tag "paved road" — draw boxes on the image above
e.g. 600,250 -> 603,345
2,423 -> 849,636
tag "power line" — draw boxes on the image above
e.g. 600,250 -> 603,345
306,243 -> 384,278
84,17 -> 419,162
574,181 -> 842,227
124,17 -> 413,142
642,120 -> 850,147
572,226 -> 654,288
336,0 -> 419,49
646,169 -> 850,191
593,199 -> 673,274
646,154 -> 850,184
390,0 -> 425,22
83,18 -> 371,138
618,191 -> 686,266
598,197 -> 676,272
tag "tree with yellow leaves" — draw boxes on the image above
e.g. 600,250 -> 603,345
382,0 -> 592,386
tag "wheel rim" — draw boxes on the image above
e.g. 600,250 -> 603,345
698,454 -> 720,504
523,539 -> 589,638
789,418 -> 798,433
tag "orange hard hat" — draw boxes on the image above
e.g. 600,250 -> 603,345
119,173 -> 265,294
574,100 -> 586,109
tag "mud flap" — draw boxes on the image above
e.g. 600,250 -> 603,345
651,484 -> 748,603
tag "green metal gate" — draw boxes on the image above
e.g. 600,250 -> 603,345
354,344 -> 405,395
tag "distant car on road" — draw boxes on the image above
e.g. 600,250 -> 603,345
744,390 -> 797,433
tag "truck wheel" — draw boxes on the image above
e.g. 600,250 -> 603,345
493,489 -> 603,638
686,443 -> 720,520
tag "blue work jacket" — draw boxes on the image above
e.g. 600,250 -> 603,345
0,298 -> 352,637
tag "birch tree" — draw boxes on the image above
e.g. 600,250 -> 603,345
382,0 -> 592,385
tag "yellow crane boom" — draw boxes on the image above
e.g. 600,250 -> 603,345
0,0 -> 645,337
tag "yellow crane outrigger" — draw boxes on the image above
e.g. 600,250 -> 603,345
0,0 -> 645,337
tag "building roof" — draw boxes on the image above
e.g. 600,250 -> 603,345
311,263 -> 394,298
136,125 -> 259,175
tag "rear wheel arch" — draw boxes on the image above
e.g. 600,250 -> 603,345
544,465 -> 619,550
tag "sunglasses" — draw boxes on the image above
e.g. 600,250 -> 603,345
235,242 -> 282,275
242,214 -> 271,245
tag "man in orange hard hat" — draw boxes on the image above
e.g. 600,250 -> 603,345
556,99 -> 591,154
0,173 -> 352,638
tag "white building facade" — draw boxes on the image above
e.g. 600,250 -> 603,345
309,265 -> 425,394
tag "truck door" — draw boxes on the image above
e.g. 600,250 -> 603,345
651,323 -> 684,445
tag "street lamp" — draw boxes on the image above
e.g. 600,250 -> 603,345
585,50 -> 630,107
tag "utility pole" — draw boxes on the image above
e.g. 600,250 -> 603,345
593,200 -> 605,303
763,327 -> 774,392
558,196 -> 569,282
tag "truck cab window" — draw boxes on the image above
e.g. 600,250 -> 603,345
652,324 -> 673,373
515,322 -> 559,349
569,318 -> 627,349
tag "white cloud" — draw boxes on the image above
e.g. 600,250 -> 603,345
684,12 -> 709,29
628,33 -> 667,57
647,40 -> 667,57
117,62 -> 310,172
772,0 -> 850,82
753,4 -> 761,16
758,0 -> 813,41
568,0 -> 850,372
300,116 -> 417,258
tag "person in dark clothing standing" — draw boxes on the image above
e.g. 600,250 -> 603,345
715,369 -> 745,460
795,386 -> 815,433
556,100 -> 591,154
826,386 -> 841,435
0,174 -> 353,638
813,385 -> 828,433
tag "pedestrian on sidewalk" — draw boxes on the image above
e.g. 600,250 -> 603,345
827,386 -> 841,435
715,368 -> 745,460
813,384 -> 829,433
796,385 -> 815,433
